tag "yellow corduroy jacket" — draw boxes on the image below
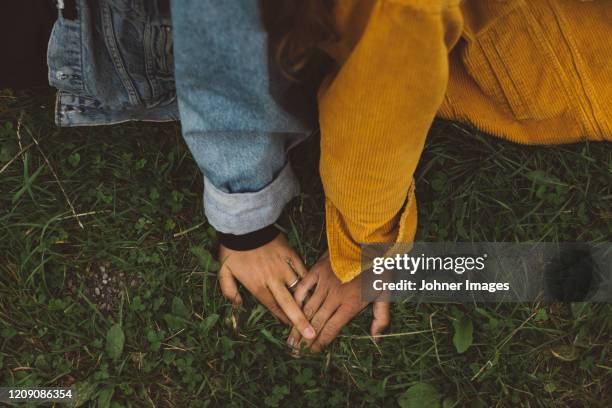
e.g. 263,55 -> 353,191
318,0 -> 611,282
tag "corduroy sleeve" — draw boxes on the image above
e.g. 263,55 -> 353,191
318,0 -> 463,282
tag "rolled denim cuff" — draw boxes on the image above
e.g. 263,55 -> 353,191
203,162 -> 300,234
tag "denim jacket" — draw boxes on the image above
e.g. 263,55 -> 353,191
48,0 -> 178,126
48,0 -> 314,235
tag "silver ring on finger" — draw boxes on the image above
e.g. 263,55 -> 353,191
287,277 -> 300,291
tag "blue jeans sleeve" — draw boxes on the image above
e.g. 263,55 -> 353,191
171,0 -> 311,234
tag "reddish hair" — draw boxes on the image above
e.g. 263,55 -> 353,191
260,0 -> 337,79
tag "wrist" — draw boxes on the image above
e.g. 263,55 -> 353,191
217,224 -> 281,251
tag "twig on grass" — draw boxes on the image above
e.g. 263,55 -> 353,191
429,310 -> 447,375
173,221 -> 206,238
0,141 -> 35,175
16,112 -> 24,151
471,307 -> 539,381
56,210 -> 111,221
22,119 -> 84,229
345,328 -> 432,339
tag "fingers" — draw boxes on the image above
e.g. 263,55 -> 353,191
287,282 -> 327,350
311,304 -> 355,353
302,281 -> 329,320
282,263 -> 301,289
292,268 -> 318,307
255,287 -> 291,325
370,301 -> 390,339
218,266 -> 242,306
282,255 -> 305,296
287,253 -> 308,278
291,301 -> 389,353
269,281 -> 316,340
287,325 -> 301,351
287,288 -> 329,350
219,263 -> 289,324
300,296 -> 340,349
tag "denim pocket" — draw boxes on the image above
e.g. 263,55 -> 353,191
47,16 -> 85,94
102,1 -> 175,106
461,4 -> 569,121
150,24 -> 174,76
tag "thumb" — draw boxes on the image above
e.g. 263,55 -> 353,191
370,301 -> 390,340
219,266 -> 242,306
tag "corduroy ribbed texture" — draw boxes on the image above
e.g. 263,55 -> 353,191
319,0 -> 463,282
318,0 -> 611,282
440,0 -> 612,144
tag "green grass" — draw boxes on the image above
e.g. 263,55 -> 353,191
1,88 -> 611,407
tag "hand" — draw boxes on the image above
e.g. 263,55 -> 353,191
287,252 -> 390,352
218,233 -> 317,341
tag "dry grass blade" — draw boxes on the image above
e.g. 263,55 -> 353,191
21,119 -> 85,229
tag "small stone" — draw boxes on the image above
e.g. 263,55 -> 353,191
102,279 -> 108,285
102,273 -> 108,280
94,287 -> 101,296
100,265 -> 106,273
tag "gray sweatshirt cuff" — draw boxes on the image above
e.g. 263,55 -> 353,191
203,162 -> 300,234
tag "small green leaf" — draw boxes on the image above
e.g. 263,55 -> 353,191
130,296 -> 145,312
149,187 -> 160,201
452,316 -> 473,354
97,386 -> 114,408
534,308 -> 549,322
260,328 -> 283,346
1,327 -> 17,339
431,173 -> 447,192
264,385 -> 290,407
544,383 -> 557,393
171,296 -> 190,319
199,313 -> 219,335
190,246 -> 220,271
34,354 -> 49,369
69,380 -> 97,407
105,324 -> 125,360
134,158 -> 147,169
295,368 -> 314,386
398,383 -> 441,408
163,313 -> 188,330
68,152 -> 80,168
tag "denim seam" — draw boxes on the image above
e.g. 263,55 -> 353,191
144,23 -> 161,100
100,3 -> 142,106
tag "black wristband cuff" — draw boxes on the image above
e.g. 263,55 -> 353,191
217,224 -> 280,251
